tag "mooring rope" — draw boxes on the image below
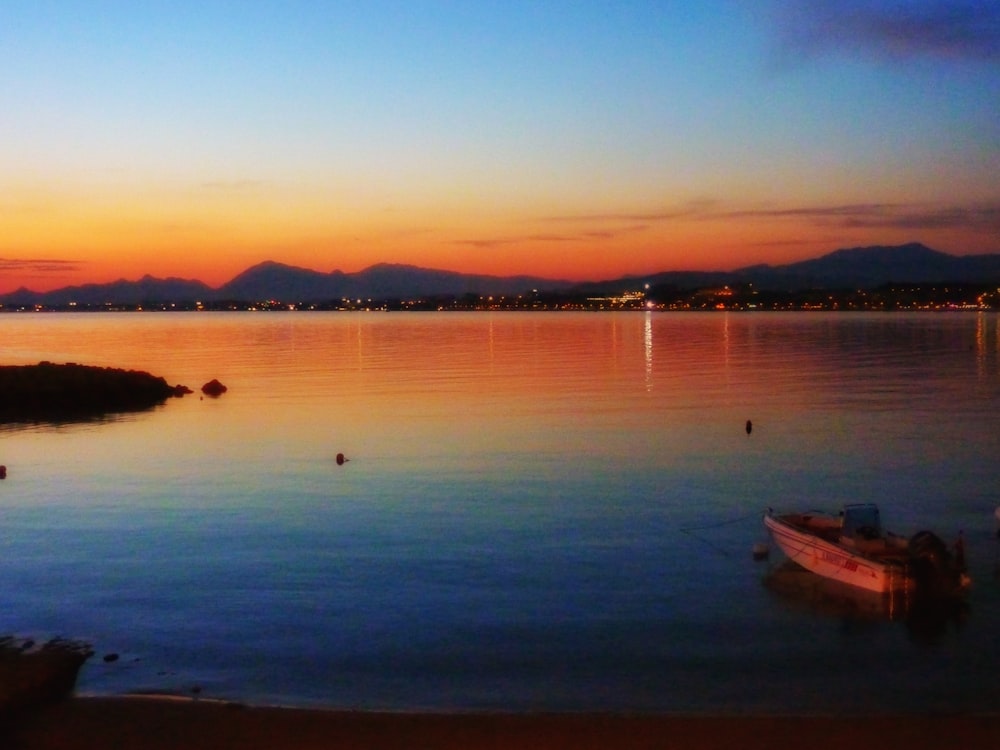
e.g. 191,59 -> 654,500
678,509 -> 763,533
677,510 -> 765,559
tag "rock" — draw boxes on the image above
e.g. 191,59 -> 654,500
173,384 -> 193,396
102,653 -> 119,663
201,379 -> 228,397
0,637 -> 93,717
0,362 -> 185,424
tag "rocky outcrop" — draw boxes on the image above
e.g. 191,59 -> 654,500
200,379 -> 228,397
0,362 -> 189,423
0,637 -> 93,718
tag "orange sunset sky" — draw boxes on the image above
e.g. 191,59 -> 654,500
2,1 -> 998,293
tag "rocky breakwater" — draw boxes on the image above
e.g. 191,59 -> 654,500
0,361 -> 191,423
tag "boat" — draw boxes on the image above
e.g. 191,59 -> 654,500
763,503 -> 968,596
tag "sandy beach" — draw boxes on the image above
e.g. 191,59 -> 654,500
4,697 -> 1000,750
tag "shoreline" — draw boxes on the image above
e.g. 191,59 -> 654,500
7,696 -> 1000,750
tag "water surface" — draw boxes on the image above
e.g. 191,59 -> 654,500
1,311 -> 998,712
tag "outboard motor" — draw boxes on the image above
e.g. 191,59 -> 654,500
908,530 -> 964,596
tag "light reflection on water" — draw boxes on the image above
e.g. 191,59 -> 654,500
0,311 -> 999,712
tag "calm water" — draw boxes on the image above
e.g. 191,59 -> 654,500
1,311 -> 999,713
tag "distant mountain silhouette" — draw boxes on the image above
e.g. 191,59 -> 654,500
0,275 -> 214,307
581,243 -> 1000,295
3,243 -> 999,306
0,264 -> 568,307
218,261 -> 350,302
216,261 -> 568,302
736,242 -> 1000,290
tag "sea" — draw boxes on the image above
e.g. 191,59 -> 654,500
1,311 -> 999,714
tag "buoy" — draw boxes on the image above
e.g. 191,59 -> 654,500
336,453 -> 347,465
752,542 -> 769,561
0,465 -> 6,479
745,419 -> 753,436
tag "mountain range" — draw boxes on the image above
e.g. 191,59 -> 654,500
3,242 -> 1000,307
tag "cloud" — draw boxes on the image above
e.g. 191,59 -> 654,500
0,257 -> 83,274
719,203 -> 896,220
584,225 -> 649,239
452,238 -> 519,249
720,202 -> 1000,232
540,200 -> 719,225
536,200 -> 1000,234
745,238 -> 838,247
771,0 -> 1000,63
452,222 -> 656,250
453,232 -> 618,249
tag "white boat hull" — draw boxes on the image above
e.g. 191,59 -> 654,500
763,512 -> 912,594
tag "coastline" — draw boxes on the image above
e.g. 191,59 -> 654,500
7,696 -> 1000,750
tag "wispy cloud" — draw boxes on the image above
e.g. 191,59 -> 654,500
450,200 -> 998,253
452,224 -> 652,250
745,238 -> 838,248
718,203 -> 898,221
583,225 -> 649,239
540,200 -> 720,225
452,235 -> 575,249
719,202 -> 1000,232
0,257 -> 82,274
771,0 -> 1000,63
536,200 -> 1000,234
452,238 -> 519,250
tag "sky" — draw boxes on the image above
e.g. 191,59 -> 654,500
1,0 -> 998,291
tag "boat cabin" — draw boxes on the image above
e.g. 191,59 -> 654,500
840,503 -> 882,541
838,503 -> 908,556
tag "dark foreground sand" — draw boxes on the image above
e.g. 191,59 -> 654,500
5,697 -> 1000,750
